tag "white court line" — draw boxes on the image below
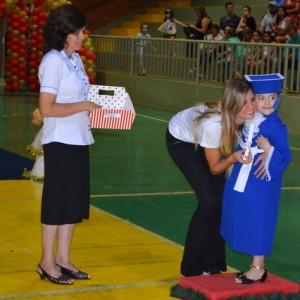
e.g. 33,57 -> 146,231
136,113 -> 169,123
0,279 -> 178,299
1,113 -> 29,117
90,187 -> 300,199
90,191 -> 194,198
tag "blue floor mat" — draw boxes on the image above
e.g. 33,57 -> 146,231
0,149 -> 34,180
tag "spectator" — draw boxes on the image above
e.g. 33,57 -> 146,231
190,24 -> 223,78
259,1 -> 278,33
219,2 -> 240,36
183,5 -> 212,57
135,23 -> 151,76
184,5 -> 212,40
247,31 -> 263,70
157,8 -> 187,39
284,24 -> 300,69
271,6 -> 291,43
284,0 -> 300,29
157,8 -> 187,57
259,31 -> 278,72
236,5 -> 257,38
217,27 -> 246,81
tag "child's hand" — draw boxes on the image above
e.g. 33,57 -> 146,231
253,152 -> 267,180
256,135 -> 272,154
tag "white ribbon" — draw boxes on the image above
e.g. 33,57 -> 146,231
234,146 -> 264,193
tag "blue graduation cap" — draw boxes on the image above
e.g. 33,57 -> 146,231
244,73 -> 285,109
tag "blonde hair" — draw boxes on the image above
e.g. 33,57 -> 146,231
220,79 -> 253,157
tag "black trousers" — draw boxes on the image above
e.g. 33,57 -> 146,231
166,129 -> 227,276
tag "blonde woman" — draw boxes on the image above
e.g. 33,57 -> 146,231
166,79 -> 261,276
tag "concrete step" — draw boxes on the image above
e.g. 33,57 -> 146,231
158,0 -> 191,8
122,21 -> 142,28
108,27 -> 140,36
134,14 -> 164,22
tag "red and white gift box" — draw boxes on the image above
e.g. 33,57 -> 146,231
88,85 -> 136,130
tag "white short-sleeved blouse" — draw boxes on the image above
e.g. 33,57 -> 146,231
39,49 -> 94,146
168,105 -> 222,148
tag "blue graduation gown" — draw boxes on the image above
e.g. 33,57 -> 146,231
221,111 -> 291,256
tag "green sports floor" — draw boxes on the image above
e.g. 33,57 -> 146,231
0,91 -> 299,298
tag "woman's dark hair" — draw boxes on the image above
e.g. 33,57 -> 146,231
163,8 -> 174,21
242,5 -> 251,13
43,4 -> 87,53
276,6 -> 288,24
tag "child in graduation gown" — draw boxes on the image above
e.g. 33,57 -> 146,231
221,73 -> 291,284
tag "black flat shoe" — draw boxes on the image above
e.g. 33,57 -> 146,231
37,264 -> 73,285
238,269 -> 267,284
56,263 -> 90,280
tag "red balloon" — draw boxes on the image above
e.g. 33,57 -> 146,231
5,85 -> 12,92
19,26 -> 28,35
11,59 -> 19,66
85,51 -> 96,61
30,53 -> 38,60
19,40 -> 27,48
10,67 -> 18,75
11,82 -> 20,91
0,3 -> 6,15
20,18 -> 27,25
5,77 -> 13,85
39,11 -> 47,20
28,75 -> 36,84
18,48 -> 27,57
38,20 -> 46,28
88,76 -> 95,84
11,22 -> 20,30
18,71 -> 27,79
30,39 -> 37,47
11,44 -> 19,52
37,35 -> 44,43
29,60 -> 37,69
32,7 -> 41,15
31,16 -> 38,24
36,43 -> 43,51
29,83 -> 38,92
11,13 -> 20,22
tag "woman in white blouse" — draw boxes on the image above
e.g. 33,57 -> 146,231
37,4 -> 100,285
166,79 -> 258,276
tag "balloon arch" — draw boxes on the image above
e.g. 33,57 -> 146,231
0,0 -> 96,92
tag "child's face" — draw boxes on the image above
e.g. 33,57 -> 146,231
255,93 -> 277,115
252,32 -> 262,42
263,33 -> 271,42
141,25 -> 148,33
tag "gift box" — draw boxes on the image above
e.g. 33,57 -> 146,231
88,85 -> 136,130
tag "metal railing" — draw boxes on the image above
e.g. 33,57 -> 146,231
91,35 -> 300,94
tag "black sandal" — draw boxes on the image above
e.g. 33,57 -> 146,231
237,265 -> 267,284
37,264 -> 73,285
56,263 -> 90,280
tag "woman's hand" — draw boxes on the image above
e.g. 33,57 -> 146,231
231,148 -> 252,164
86,101 -> 102,113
